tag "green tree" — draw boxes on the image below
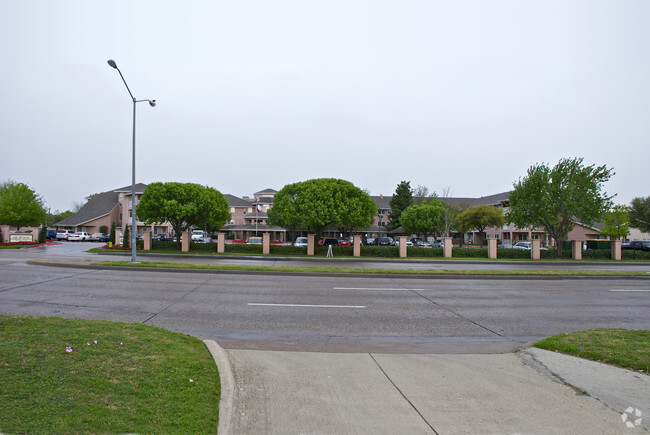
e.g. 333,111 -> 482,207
0,182 -> 48,230
455,205 -> 505,246
628,196 -> 650,232
387,181 -> 413,231
508,157 -> 614,257
38,226 -> 47,243
268,178 -> 376,238
400,201 -> 446,240
109,222 -> 116,245
600,205 -> 629,240
123,224 -> 130,248
136,182 -> 230,249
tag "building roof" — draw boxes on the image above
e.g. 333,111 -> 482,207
224,194 -> 252,207
113,183 -> 148,195
55,189 -> 120,226
370,195 -> 391,210
254,188 -> 278,196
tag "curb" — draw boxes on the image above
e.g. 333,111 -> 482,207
26,260 -> 650,280
203,340 -> 234,435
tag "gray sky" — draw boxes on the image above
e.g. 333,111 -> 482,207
2,1 -> 648,213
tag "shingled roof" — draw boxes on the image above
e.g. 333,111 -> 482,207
55,190 -> 120,227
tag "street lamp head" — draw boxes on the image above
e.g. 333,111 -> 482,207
107,59 -> 118,69
149,100 -> 156,107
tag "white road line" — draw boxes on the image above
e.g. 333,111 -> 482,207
333,287 -> 422,291
609,289 -> 650,292
247,303 -> 366,308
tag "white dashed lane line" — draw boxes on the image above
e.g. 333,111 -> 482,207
248,303 -> 366,308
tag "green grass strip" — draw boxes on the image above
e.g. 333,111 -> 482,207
92,261 -> 649,276
0,315 -> 219,433
534,329 -> 650,373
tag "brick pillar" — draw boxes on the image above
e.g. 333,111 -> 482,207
443,237 -> 452,258
399,236 -> 407,258
182,230 -> 190,252
353,234 -> 361,257
531,239 -> 541,260
307,234 -> 315,256
488,238 -> 497,259
611,240 -> 621,261
572,240 -> 582,260
263,232 -> 270,255
143,232 -> 152,251
217,232 -> 225,253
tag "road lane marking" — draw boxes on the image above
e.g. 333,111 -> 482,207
333,287 -> 422,291
248,303 -> 366,308
609,289 -> 650,292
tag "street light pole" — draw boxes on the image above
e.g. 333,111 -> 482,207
107,59 -> 156,263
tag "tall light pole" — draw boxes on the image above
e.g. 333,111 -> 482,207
107,59 -> 156,263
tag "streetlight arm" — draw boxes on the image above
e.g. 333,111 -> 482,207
107,59 -> 135,101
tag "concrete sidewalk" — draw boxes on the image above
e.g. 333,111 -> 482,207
206,342 -> 648,434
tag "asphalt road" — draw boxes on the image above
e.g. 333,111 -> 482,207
1,243 -> 649,353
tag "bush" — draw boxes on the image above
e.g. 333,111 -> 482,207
453,247 -> 488,258
38,226 -> 47,243
359,246 -> 399,257
270,245 -> 307,255
225,244 -> 264,254
622,249 -> 650,260
100,225 -> 108,235
407,247 -> 443,257
109,222 -> 116,245
497,248 -> 532,259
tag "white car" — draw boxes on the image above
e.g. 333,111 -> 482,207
294,237 -> 308,247
89,232 -> 105,242
68,231 -> 90,241
513,242 -> 548,250
56,229 -> 75,241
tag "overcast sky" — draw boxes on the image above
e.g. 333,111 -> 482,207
2,1 -> 648,212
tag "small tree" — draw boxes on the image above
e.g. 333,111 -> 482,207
508,158 -> 614,258
123,224 -> 130,248
387,181 -> 413,231
109,222 -> 116,244
136,182 -> 230,250
0,182 -> 48,230
628,196 -> 650,232
600,205 -> 630,240
400,201 -> 446,240
456,205 -> 505,246
38,226 -> 47,243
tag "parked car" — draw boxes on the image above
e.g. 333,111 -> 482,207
247,237 -> 263,244
431,240 -> 444,248
365,238 -> 375,246
622,240 -> 650,251
416,241 -> 432,248
89,232 -> 105,242
338,239 -> 351,246
318,238 -> 339,246
294,237 -> 308,247
377,237 -> 394,246
231,239 -> 247,244
513,241 -> 548,250
46,229 -> 57,240
100,233 -> 111,242
68,231 -> 91,241
395,239 -> 413,247
56,229 -> 75,241
191,230 -> 208,243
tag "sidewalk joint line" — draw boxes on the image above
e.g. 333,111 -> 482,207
368,353 -> 439,435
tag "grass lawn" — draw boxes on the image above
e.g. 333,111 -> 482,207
91,260 -> 650,277
0,315 -> 219,433
534,329 -> 650,373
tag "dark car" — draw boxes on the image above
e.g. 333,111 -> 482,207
377,237 -> 394,246
100,233 -> 111,242
46,229 -> 57,240
622,241 -> 650,251
318,238 -> 339,246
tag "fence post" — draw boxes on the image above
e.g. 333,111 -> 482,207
443,237 -> 453,258
488,238 -> 497,259
353,234 -> 361,257
531,239 -> 541,260
611,240 -> 621,261
572,240 -> 582,260
307,234 -> 315,256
